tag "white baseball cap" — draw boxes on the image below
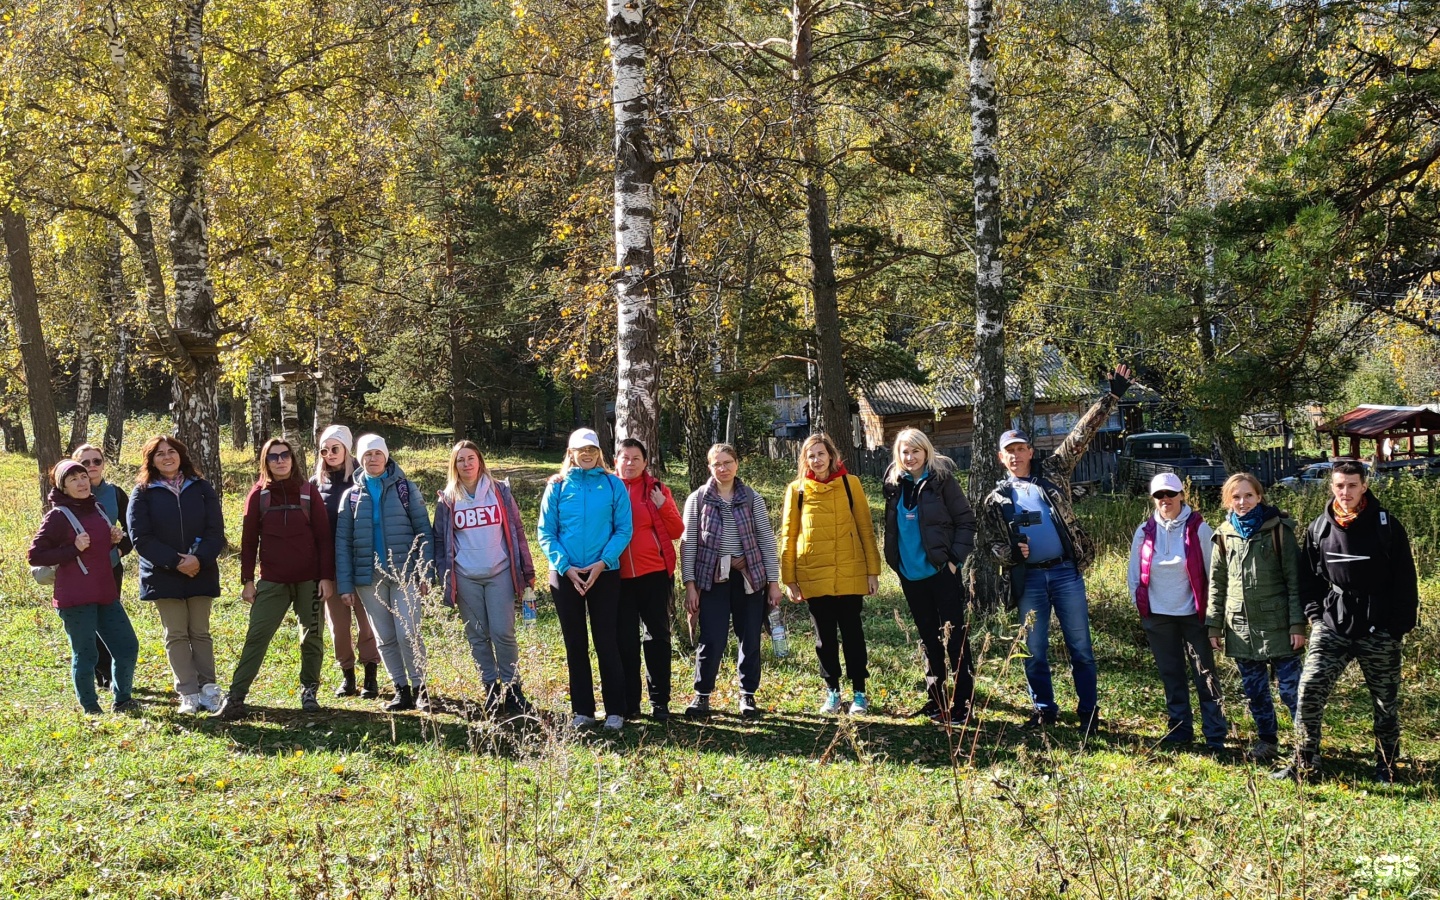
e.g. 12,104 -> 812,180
1149,472 -> 1184,496
568,428 -> 601,450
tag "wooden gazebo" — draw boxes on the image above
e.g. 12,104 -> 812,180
1317,405 -> 1440,461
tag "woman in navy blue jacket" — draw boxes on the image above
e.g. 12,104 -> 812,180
127,435 -> 227,715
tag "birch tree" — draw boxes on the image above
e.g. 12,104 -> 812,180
968,0 -> 1006,608
609,0 -> 661,465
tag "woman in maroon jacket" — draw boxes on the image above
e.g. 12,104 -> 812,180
216,438 -> 336,720
28,459 -> 139,714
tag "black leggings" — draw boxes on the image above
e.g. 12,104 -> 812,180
552,570 -> 625,718
900,566 -> 976,713
806,595 -> 869,693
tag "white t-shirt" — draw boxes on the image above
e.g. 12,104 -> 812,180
452,476 -> 510,579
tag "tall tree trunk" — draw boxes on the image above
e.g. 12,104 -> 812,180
70,315 -> 96,453
166,0 -> 222,484
277,377 -> 301,439
725,392 -> 742,445
312,362 -> 337,442
609,0 -> 661,470
229,389 -> 247,450
101,236 -> 128,461
792,0 -> 855,469
1018,353 -> 1036,439
968,0 -> 1007,612
592,391 -> 613,451
1,204 -> 64,500
449,318 -> 469,442
247,361 -> 272,456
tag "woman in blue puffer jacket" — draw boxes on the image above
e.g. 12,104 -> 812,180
537,428 -> 632,732
335,435 -> 435,712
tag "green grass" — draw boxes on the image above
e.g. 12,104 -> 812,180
3,437 -> 1440,898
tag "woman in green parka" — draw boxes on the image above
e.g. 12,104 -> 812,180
1207,472 -> 1306,763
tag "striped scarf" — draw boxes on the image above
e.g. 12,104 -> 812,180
1332,494 -> 1366,529
693,477 -> 766,593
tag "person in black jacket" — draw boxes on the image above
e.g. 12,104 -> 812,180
128,435 -> 227,715
882,428 -> 978,724
1274,459 -> 1419,784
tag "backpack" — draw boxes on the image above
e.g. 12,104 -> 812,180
260,482 -> 315,522
31,507 -> 95,585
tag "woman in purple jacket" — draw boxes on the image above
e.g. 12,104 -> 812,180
28,460 -> 139,714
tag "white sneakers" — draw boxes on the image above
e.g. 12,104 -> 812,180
603,715 -> 624,732
569,714 -> 598,730
819,690 -> 844,715
177,684 -> 222,715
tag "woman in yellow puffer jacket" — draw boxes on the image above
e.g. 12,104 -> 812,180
780,433 -> 882,715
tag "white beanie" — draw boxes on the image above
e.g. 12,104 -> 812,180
355,433 -> 389,459
319,424 -> 353,449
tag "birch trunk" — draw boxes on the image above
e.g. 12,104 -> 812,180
1,205 -> 64,501
229,390 -> 247,450
609,0 -> 661,468
792,0 -> 855,469
278,378 -> 301,439
102,236 -> 128,460
312,364 -> 338,442
70,316 -> 96,453
247,362 -> 272,456
968,0 -> 1007,611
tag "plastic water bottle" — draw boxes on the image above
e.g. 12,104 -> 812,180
768,608 -> 789,658
521,588 -> 537,626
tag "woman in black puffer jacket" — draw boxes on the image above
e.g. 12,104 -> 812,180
881,428 -> 977,725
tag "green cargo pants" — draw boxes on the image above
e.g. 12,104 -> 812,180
228,580 -> 324,700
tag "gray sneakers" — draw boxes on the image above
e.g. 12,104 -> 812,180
300,685 -> 321,712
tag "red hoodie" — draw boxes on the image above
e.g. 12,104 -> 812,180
240,479 -> 336,585
619,472 -> 684,578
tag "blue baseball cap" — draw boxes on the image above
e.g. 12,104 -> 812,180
998,429 -> 1031,451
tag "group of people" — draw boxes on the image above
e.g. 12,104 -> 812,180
26,372 -> 1421,781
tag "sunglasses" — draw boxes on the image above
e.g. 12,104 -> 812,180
266,449 -> 293,463
79,458 -> 104,467
320,445 -> 346,455
1152,490 -> 1180,499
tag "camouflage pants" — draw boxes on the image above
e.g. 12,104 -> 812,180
1294,621 -> 1402,756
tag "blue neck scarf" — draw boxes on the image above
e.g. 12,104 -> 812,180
1229,505 -> 1266,540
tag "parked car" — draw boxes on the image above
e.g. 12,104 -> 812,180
1114,432 -> 1228,495
1275,459 -> 1374,490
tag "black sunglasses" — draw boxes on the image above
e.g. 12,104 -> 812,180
79,458 -> 104,467
1152,490 -> 1180,499
266,449 -> 293,462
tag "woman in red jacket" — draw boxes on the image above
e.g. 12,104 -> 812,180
216,437 -> 336,720
615,438 -> 685,722
28,459 -> 138,714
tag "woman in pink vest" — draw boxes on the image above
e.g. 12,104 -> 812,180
1126,473 -> 1228,750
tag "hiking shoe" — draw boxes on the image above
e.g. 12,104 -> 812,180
849,692 -> 870,716
335,668 -> 358,698
914,697 -> 942,720
650,704 -> 671,723
82,704 -> 104,715
1022,710 -> 1058,730
739,693 -> 761,719
684,694 -> 711,719
483,681 -> 505,717
1079,710 -> 1104,737
113,698 -> 140,714
569,714 -> 598,730
198,683 -> 223,712
299,685 -> 321,712
503,683 -> 535,715
384,686 -> 417,712
819,690 -> 844,715
414,684 -> 432,712
216,696 -> 249,721
360,663 -> 380,699
1244,739 -> 1280,763
177,693 -> 203,715
1270,752 -> 1320,783
603,715 -> 625,732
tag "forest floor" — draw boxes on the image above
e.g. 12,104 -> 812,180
2,421 -> 1439,898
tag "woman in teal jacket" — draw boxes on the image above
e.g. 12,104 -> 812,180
335,434 -> 435,712
537,428 -> 633,732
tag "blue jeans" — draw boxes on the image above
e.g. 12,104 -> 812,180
1235,655 -> 1302,741
58,602 -> 139,712
1017,562 -> 1097,716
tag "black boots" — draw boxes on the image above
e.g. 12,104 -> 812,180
360,663 -> 380,700
1376,742 -> 1400,784
1271,750 -> 1321,783
385,685 -> 417,712
335,668 -> 358,698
